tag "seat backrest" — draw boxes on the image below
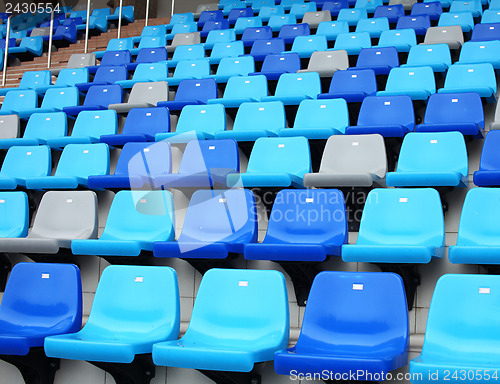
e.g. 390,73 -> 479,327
198,10 -> 224,25
316,20 -> 350,38
338,7 -> 368,23
229,7 -> 254,23
20,36 -> 42,51
30,27 -> 50,37
396,15 -> 431,31
223,74 -> 268,100
93,65 -> 128,84
275,72 -> 321,98
54,143 -> 109,179
178,189 -> 256,244
140,25 -> 167,38
174,78 -> 218,103
374,4 -> 405,20
182,268 -> 289,347
329,68 -> 377,95
170,32 -> 201,48
471,23 -> 500,41
260,52 -> 301,73
298,271 -> 408,354
477,130 -> 500,172
177,139 -> 239,175
19,70 -> 51,89
0,262 -> 82,333
322,0 -> 350,16
482,9 -> 500,23
438,11 -> 474,30
24,112 -> 67,140
0,191 -> 29,237
99,190 -> 175,243
356,188 -> 444,246
234,16 -> 263,33
356,16 -> 390,35
118,141 -> 172,179
127,81 -> 169,106
266,189 -> 347,245
131,62 -> 168,82
135,47 -> 168,64
106,37 -> 134,51
294,99 -> 349,134
411,1 -> 442,17
29,190 -> 98,241
443,63 -> 496,92
201,19 -> 230,34
291,3 -> 318,17
247,136 -> 311,177
216,56 -> 255,76
123,107 -> 170,136
71,109 -> 117,138
241,25 -> 274,43
55,68 -> 89,87
385,66 -> 436,94
250,38 -> 286,57
41,86 -> 79,109
334,31 -> 372,50
406,43 -> 451,67
268,14 -> 297,31
0,114 -> 20,140
357,95 -> 415,129
205,28 -> 236,46
67,53 -> 96,68
83,84 -> 122,107
1,145 -> 51,179
175,104 -> 226,135
356,46 -> 399,70
423,92 -> 484,128
171,43 -> 205,62
423,25 -> 464,46
99,50 -> 131,66
234,101 -> 285,134
378,28 -> 417,49
172,59 -> 211,79
291,34 -> 328,54
83,264 -> 179,340
278,23 -> 311,42
170,22 -> 198,36
319,134 -> 387,178
196,3 -> 218,13
396,131 -> 468,175
210,41 -> 245,58
1,89 -> 38,112
421,274 -> 500,362
458,40 -> 500,65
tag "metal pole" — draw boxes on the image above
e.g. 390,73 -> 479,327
84,0 -> 91,53
2,15 -> 11,87
117,0 -> 123,39
171,0 -> 175,17
145,0 -> 150,26
47,10 -> 54,69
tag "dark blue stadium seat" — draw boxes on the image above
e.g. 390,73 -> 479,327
63,84 -> 122,117
353,46 -> 399,75
411,1 -> 442,20
251,52 -> 301,81
322,0 -> 350,17
471,22 -> 500,41
278,23 -> 310,44
473,130 -> 500,187
247,38 -> 285,61
158,78 -> 217,111
374,4 -> 405,22
396,15 -> 431,35
87,50 -> 131,74
127,47 -> 168,71
319,69 -> 377,103
228,7 -> 254,25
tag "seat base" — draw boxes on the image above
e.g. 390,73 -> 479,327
90,354 -> 156,384
1,347 -> 60,384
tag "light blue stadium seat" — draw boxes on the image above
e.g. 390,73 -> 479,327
107,5 -> 134,24
448,188 -> 500,264
290,35 -> 328,58
457,40 -> 500,69
71,190 -> 175,256
166,59 -> 211,87
209,41 -> 245,64
223,1 -> 247,15
274,271 -> 408,379
333,31 -> 372,54
156,104 -> 226,142
168,43 -> 205,67
377,28 -> 417,52
158,78 -> 217,111
228,7 -> 254,25
438,63 -> 497,102
9,36 -> 43,57
450,0 -> 482,16
115,62 -> 168,90
25,143 -> 109,190
0,70 -> 51,96
234,16 -> 263,34
45,265 -> 180,367
342,188 -> 445,263
95,38 -> 134,59
0,111 -> 66,149
409,274 -> 500,382
130,35 -> 167,56
152,268 -> 289,374
215,101 -> 285,141
209,56 -> 255,83
337,8 -> 368,26
377,66 -> 436,100
63,84 -> 123,116
226,136 -> 311,188
261,72 -> 321,105
280,99 -> 349,139
47,110 -> 117,148
167,12 -> 195,29
204,29 -> 236,49
474,131 -> 500,187
18,86 -> 79,119
252,0 -> 276,11
386,132 -> 468,187
87,141 -> 173,190
282,0 -> 305,11
415,92 -> 484,137
251,52 -> 301,80
101,107 -> 170,145
37,68 -> 89,94
154,189 -> 256,259
355,0 -> 384,12
354,46 -> 399,75
153,139 -> 239,188
268,14 -> 297,31
318,68 -> 377,103
290,2 -> 317,18
316,20 -> 349,40
0,191 -> 29,238
438,11 -> 474,33
208,74 -> 268,108
0,145 -> 51,189
166,22 -> 198,41
481,9 -> 500,23
323,0 -> 350,16
259,5 -> 285,22
402,43 -> 451,72
356,16 -> 390,38
0,89 -> 38,116
132,25 -> 167,44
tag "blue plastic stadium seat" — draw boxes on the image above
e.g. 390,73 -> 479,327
95,38 -> 134,59
168,44 -> 205,67
377,29 -> 417,52
9,36 -> 43,57
268,14 -> 297,32
132,25 -> 167,44
208,41 -> 245,64
226,136 -> 311,188
26,143 -> 109,190
215,101 -> 285,141
319,69 -> 377,103
247,38 -> 285,61
107,5 -> 134,24
457,41 -> 500,69
438,11 -> 474,33
200,19 -> 230,38
207,74 -> 268,108
245,189 -> 347,262
198,10 -> 223,27
259,5 -> 284,23
208,56 -> 255,83
396,15 -> 431,35
205,29 -> 236,50
153,139 -> 239,188
0,145 -> 51,189
130,35 -> 167,57
323,0 -> 350,17
402,43 -> 451,72
126,47 -> 168,72
275,271 -> 408,378
282,0 -> 305,11
63,84 -> 122,117
87,141 -> 173,190
251,52 -> 301,81
342,188 -> 445,263
290,35 -> 328,58
0,191 -> 29,238
278,23 -> 311,45
333,31 -> 372,54
47,110 -> 117,148
158,78 -> 217,111
37,68 -> 89,94
415,92 -> 484,137
223,1 -> 247,15
116,62 -> 168,89
0,89 -> 38,116
448,188 -> 500,264
154,189 -> 256,259
229,7 -> 254,24
356,17 -> 390,38
45,265 -> 179,364
0,262 -> 82,356
438,63 -> 497,102
87,50 -> 131,74
374,4 -> 405,22
345,95 -> 414,137
166,22 -> 198,41
234,16 -> 263,34
471,23 -> 500,41
316,20 -> 349,40
450,0 -> 482,17
473,131 -> 500,187
337,8 -> 368,26
240,25 -> 273,47
411,1 -> 442,20
0,70 -> 51,96
261,72 -> 321,105
0,112 -> 66,149
409,274 -> 500,382
386,132 -> 468,187
52,24 -> 77,45
168,12 -> 195,29
71,190 -> 175,256
18,86 -> 79,120
152,269 -> 289,372
166,59 -> 211,87
354,46 -> 399,75
377,66 -> 436,100
156,104 -> 226,142
280,99 -> 349,139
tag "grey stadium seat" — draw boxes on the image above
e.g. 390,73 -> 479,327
421,26 -> 464,49
167,32 -> 201,53
30,27 -> 51,37
303,134 -> 388,187
297,50 -> 349,77
108,81 -> 169,113
52,53 -> 96,75
302,11 -> 332,29
0,190 -> 98,254
389,0 -> 417,11
0,115 -> 20,140
194,3 -> 218,18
